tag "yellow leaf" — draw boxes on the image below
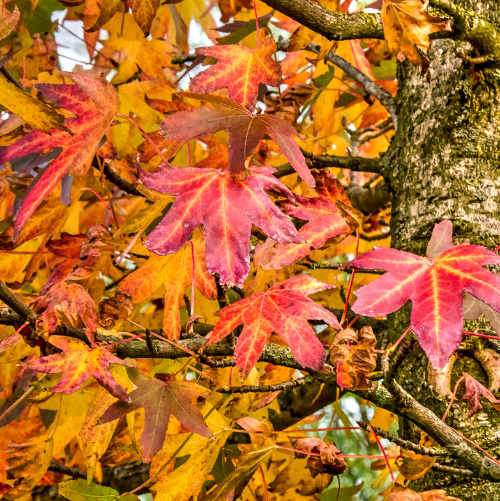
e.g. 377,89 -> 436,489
103,13 -> 174,84
151,406 -> 230,501
0,74 -> 64,130
41,390 -> 94,456
119,231 -> 216,339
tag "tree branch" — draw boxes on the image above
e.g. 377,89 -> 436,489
361,423 -> 448,456
391,380 -> 500,481
3,302 -> 498,481
262,0 -> 383,40
217,377 -> 311,394
325,51 -> 398,126
304,151 -> 384,172
0,282 -> 35,324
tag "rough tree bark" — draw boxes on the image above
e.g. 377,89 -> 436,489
383,0 -> 499,496
266,0 -> 499,498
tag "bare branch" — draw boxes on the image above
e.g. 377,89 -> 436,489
0,282 -> 35,324
325,51 -> 398,126
217,377 -> 311,394
262,0 -> 383,40
360,423 -> 448,456
392,379 -> 500,481
304,151 -> 384,172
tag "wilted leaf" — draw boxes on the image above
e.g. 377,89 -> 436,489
99,370 -> 210,460
208,275 -> 340,374
384,486 -> 461,500
350,220 -> 500,368
329,326 -> 377,390
0,0 -> 19,40
142,164 -> 298,286
460,372 -> 500,415
0,73 -> 117,235
294,437 -> 347,476
28,336 -> 132,401
191,29 -> 280,109
33,281 -> 99,344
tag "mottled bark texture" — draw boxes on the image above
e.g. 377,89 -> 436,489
382,0 -> 499,496
265,0 -> 499,497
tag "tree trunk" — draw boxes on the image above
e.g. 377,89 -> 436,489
383,1 -> 499,496
267,1 -> 499,497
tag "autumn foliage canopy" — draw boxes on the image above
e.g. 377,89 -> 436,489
0,0 -> 497,500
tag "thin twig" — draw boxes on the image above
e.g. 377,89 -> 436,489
325,50 -> 398,127
359,423 -> 448,456
49,460 -> 87,479
217,377 -> 310,394
431,462 -> 474,477
276,153 -> 383,178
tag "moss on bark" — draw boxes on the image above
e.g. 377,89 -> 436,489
384,0 -> 499,495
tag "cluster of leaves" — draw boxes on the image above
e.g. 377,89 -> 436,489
0,0 -> 496,499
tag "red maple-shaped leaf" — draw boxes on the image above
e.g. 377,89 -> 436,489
99,370 -> 210,461
350,221 -> 500,368
161,94 -> 314,186
255,173 -> 354,269
33,281 -> 99,344
0,73 -> 117,235
28,336 -> 132,401
190,29 -> 280,109
207,275 -> 340,374
141,164 -> 298,286
460,373 -> 500,416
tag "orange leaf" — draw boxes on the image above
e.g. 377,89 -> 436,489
381,0 -> 450,64
119,232 -> 216,340
28,337 -> 133,401
33,281 -> 99,344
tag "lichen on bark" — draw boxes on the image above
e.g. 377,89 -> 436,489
382,0 -> 499,494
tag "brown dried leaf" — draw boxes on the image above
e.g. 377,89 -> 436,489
329,326 -> 377,390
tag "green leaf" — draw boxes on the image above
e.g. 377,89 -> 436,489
58,479 -> 121,501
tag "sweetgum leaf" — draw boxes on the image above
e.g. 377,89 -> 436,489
0,73 -> 117,236
190,29 -> 280,109
350,221 -> 500,368
0,74 -> 65,132
28,337 -> 132,402
255,173 -> 354,269
119,232 -> 216,340
99,370 -> 210,460
141,164 -> 299,286
381,0 -> 450,64
207,275 -> 340,374
33,281 -> 99,344
161,94 -> 314,185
